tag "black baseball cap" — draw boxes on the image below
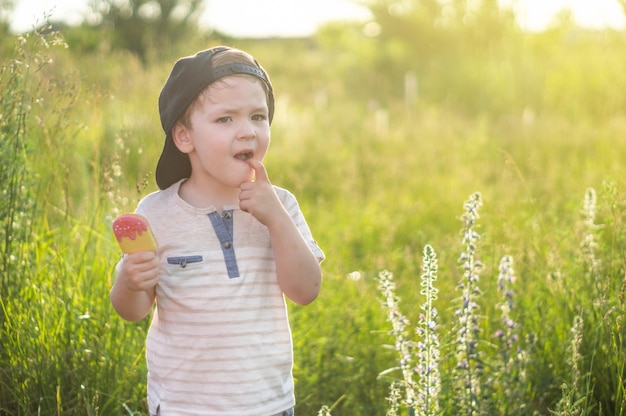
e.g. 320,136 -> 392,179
156,46 -> 275,190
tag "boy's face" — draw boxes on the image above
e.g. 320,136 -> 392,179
174,75 -> 271,189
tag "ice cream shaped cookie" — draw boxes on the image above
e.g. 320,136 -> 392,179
112,213 -> 157,253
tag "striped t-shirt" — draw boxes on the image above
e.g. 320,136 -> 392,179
133,179 -> 324,416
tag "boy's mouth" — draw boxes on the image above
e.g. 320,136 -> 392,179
234,151 -> 254,161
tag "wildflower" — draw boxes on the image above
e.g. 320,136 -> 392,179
581,188 -> 601,287
378,270 -> 417,409
415,244 -> 441,415
454,192 -> 484,415
552,314 -> 585,415
317,405 -> 332,416
491,255 -> 529,413
496,256 -> 519,344
385,381 -> 402,416
347,271 -> 362,281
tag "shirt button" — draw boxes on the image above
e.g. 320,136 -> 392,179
224,212 -> 232,219
223,241 -> 231,249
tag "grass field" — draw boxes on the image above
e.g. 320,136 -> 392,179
1,16 -> 626,415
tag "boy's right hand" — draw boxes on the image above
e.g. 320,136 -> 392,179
118,251 -> 160,292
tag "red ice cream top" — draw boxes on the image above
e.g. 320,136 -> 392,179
112,215 -> 149,242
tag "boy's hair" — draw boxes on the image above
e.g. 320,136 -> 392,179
156,46 -> 274,190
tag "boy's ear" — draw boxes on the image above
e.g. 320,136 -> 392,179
172,122 -> 193,154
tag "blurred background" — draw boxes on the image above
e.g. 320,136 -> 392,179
1,1 -> 626,415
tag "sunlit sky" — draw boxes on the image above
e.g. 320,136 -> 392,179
6,0 -> 626,36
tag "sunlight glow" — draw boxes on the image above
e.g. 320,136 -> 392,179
7,0 -> 626,35
502,0 -> 626,31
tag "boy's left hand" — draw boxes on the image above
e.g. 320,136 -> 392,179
239,159 -> 286,226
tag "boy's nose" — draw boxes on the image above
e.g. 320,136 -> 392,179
237,121 -> 256,140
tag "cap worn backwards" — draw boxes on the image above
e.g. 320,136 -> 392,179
155,46 -> 275,190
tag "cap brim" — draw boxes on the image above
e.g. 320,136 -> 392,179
155,133 -> 191,190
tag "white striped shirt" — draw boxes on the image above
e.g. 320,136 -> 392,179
134,179 -> 324,416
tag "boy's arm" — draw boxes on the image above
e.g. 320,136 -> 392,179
110,251 -> 160,321
239,159 -> 322,305
266,214 -> 322,305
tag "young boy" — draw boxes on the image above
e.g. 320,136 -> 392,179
110,46 -> 324,416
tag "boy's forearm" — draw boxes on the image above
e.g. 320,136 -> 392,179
268,218 -> 322,305
110,279 -> 155,322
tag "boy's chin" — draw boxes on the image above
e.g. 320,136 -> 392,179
232,174 -> 254,186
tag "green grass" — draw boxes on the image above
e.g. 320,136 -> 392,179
1,22 -> 626,415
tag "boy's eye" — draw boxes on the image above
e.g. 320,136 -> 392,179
217,116 -> 232,123
252,114 -> 266,121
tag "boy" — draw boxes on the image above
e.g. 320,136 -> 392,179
110,46 -> 324,416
